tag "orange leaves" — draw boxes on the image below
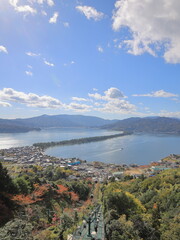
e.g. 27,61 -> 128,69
56,184 -> 68,193
11,184 -> 50,205
11,183 -> 79,205
12,194 -> 36,205
153,203 -> 158,209
69,192 -> 79,201
56,184 -> 79,202
33,184 -> 50,198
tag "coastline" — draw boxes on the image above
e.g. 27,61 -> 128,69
33,132 -> 132,150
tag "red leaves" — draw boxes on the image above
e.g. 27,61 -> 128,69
10,183 -> 79,205
56,184 -> 79,202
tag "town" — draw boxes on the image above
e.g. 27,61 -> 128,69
0,145 -> 179,182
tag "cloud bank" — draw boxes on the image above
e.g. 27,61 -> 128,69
113,0 -> 180,63
133,90 -> 178,98
0,88 -> 179,118
0,88 -> 62,109
9,0 -> 37,14
88,87 -> 136,114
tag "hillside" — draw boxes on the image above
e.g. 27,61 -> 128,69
0,161 -> 94,240
0,119 -> 40,133
103,117 -> 180,134
0,114 -> 117,133
1,115 -> 180,134
103,168 -> 180,240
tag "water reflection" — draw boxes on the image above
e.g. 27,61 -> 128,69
0,128 -> 117,149
0,129 -> 179,165
45,134 -> 180,165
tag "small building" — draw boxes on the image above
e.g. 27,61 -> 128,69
112,171 -> 124,178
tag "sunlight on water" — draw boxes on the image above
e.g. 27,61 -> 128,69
0,129 -> 179,165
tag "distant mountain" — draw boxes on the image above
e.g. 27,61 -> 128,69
0,119 -> 40,133
0,114 -> 117,133
102,117 -> 180,134
1,115 -> 180,134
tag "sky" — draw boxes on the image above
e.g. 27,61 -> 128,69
0,0 -> 180,120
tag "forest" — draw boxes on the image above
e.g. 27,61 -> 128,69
33,132 -> 131,149
102,168 -> 180,240
0,160 -> 179,239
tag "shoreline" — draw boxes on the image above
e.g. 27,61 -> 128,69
33,132 -> 132,150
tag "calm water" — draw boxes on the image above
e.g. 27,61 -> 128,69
0,128 -> 179,165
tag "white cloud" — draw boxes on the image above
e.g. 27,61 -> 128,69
26,52 -> 40,57
133,90 -> 178,98
72,97 -> 88,102
89,87 -> 125,101
27,0 -> 54,7
88,87 -> 136,114
25,71 -> 33,76
44,59 -> 54,67
49,12 -> 59,24
97,46 -> 104,53
67,102 -> 92,112
0,101 -> 11,107
104,88 -> 124,99
94,99 -> 136,114
158,110 -> 180,118
0,88 -> 62,109
88,92 -> 103,100
9,0 -> 37,14
35,0 -> 44,4
112,0 -> 180,63
0,45 -> 8,54
76,5 -> 104,21
47,0 -> 54,7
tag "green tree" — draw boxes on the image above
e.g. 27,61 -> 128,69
104,190 -> 145,218
0,218 -> 33,240
68,181 -> 91,201
0,162 -> 17,193
14,177 -> 31,195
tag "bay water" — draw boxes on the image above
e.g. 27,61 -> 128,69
0,128 -> 179,165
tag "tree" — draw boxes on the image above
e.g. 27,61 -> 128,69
14,177 -> 31,195
68,181 -> 91,201
105,215 -> 141,240
0,218 -> 33,240
0,162 -> 17,193
104,190 -> 145,218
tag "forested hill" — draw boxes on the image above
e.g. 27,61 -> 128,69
103,168 -> 180,240
0,114 -> 117,133
102,117 -> 180,134
0,120 -> 40,133
1,115 -> 180,134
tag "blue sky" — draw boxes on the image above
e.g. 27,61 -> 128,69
0,0 -> 180,119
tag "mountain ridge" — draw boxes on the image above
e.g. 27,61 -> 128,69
102,116 -> 180,134
0,115 -> 180,134
0,114 -> 117,133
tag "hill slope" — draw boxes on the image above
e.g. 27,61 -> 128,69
103,117 -> 180,134
1,115 -> 180,134
0,114 -> 117,133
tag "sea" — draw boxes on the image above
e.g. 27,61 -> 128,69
0,128 -> 179,165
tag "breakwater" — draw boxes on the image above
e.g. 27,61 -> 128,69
33,132 -> 132,150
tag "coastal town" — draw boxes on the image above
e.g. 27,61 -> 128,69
0,145 -> 179,182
